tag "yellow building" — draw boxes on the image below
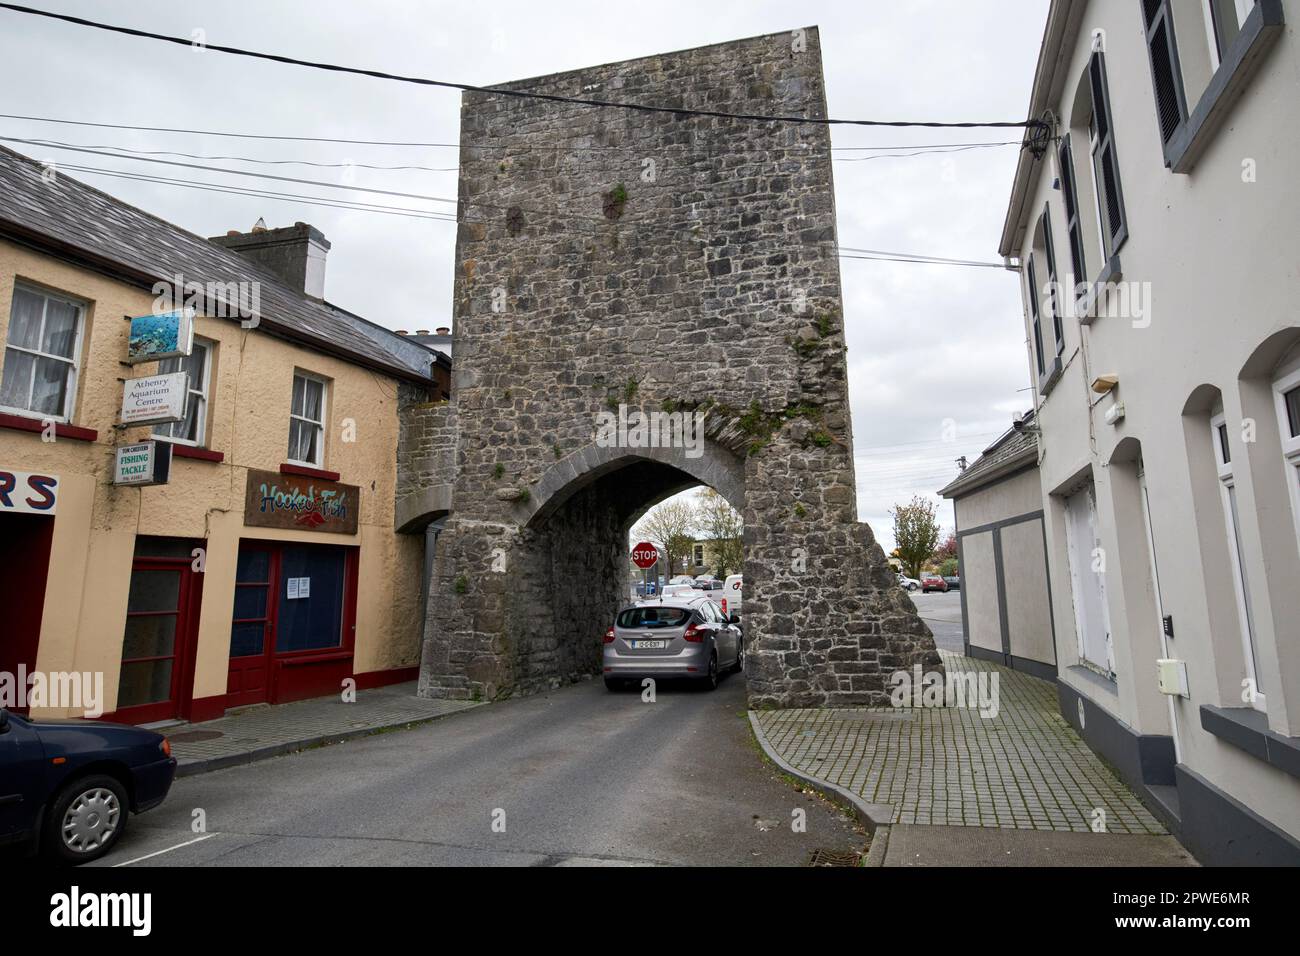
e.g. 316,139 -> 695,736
0,146 -> 449,723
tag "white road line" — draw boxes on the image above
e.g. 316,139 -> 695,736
113,832 -> 219,867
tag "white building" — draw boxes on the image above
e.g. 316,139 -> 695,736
1000,0 -> 1298,864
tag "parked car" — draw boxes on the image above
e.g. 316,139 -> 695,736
668,575 -> 696,585
943,575 -> 961,591
603,597 -> 742,691
693,578 -> 723,591
0,708 -> 176,864
721,573 -> 742,620
897,573 -> 920,592
658,583 -> 700,599
920,572 -> 948,593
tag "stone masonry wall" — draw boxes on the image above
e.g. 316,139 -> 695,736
413,27 -> 940,706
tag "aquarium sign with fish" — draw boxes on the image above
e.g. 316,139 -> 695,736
126,307 -> 195,364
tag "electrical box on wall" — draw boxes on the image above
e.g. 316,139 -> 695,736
1156,658 -> 1189,698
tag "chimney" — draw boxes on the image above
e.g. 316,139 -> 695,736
435,326 -> 450,335
210,220 -> 330,299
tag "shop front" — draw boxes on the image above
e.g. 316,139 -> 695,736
226,468 -> 362,707
0,467 -> 57,713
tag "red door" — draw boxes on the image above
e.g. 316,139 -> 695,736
0,514 -> 53,714
227,543 -> 278,708
114,556 -> 203,723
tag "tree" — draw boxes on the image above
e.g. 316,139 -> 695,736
891,496 -> 941,580
933,531 -> 958,565
633,498 -> 697,576
695,488 -> 743,577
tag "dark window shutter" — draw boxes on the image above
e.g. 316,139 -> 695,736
1089,52 -> 1128,256
1143,0 -> 1188,146
1041,205 -> 1064,357
1058,136 -> 1087,290
1027,257 -> 1046,378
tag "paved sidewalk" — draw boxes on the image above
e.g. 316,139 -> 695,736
753,650 -> 1164,835
164,682 -> 481,776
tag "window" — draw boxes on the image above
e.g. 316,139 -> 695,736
1206,0 -> 1254,66
1057,135 -> 1087,295
1062,481 -> 1115,679
1274,368 -> 1300,559
1143,0 -> 1189,146
693,544 -> 704,566
1211,411 -> 1265,711
1027,257 -> 1046,379
287,371 -> 326,467
0,284 -> 85,422
154,337 -> 212,446
1086,52 -> 1128,259
1040,204 -> 1065,359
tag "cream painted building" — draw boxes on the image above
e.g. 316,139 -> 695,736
0,146 -> 449,724
1000,0 -> 1299,863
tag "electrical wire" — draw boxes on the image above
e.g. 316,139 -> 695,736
0,4 -> 1046,132
0,114 -> 1035,154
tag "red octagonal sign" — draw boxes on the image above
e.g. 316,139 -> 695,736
631,541 -> 659,569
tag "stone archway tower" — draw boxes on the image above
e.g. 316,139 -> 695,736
404,27 -> 941,707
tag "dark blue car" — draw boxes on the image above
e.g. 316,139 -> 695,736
0,708 -> 176,864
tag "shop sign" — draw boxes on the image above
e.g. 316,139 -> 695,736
126,308 -> 194,364
244,468 -> 359,535
0,467 -> 58,514
113,441 -> 173,486
120,371 -> 188,427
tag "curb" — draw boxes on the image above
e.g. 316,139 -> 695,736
747,711 -> 894,866
174,705 -> 480,778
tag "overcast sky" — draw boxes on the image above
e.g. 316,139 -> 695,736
0,0 -> 1046,552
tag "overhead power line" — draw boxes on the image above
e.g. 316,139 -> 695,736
0,4 -> 1045,132
0,114 -> 1030,154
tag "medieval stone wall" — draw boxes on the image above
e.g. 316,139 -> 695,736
410,27 -> 940,706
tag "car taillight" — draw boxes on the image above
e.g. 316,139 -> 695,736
160,738 -> 172,757
683,623 -> 705,643
720,598 -> 727,616
603,626 -> 616,644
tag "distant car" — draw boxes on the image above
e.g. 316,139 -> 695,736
668,576 -> 696,585
693,577 -> 722,591
0,708 -> 176,864
897,573 -> 920,592
943,575 -> 961,591
920,573 -> 948,593
603,597 -> 742,691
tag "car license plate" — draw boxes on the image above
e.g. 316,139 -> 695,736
631,640 -> 667,649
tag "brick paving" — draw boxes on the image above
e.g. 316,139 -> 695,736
165,682 -> 480,772
753,650 -> 1165,835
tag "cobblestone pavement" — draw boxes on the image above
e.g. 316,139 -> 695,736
165,682 -> 480,773
753,651 -> 1165,834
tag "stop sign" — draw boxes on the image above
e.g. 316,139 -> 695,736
630,541 -> 659,569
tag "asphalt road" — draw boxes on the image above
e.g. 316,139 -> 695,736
907,589 -> 964,653
88,670 -> 864,867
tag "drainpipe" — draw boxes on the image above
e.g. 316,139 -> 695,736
420,517 -> 446,635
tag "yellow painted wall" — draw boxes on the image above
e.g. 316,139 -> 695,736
0,238 -> 424,717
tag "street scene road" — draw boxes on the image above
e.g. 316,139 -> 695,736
88,673 -> 864,867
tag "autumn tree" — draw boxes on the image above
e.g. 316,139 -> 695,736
695,488 -> 743,577
632,498 -> 697,575
891,496 -> 941,580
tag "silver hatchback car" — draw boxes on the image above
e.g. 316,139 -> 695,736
602,597 -> 743,691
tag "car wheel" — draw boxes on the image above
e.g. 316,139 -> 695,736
733,638 -> 745,673
909,583 -> 918,591
702,652 -> 719,690
44,774 -> 128,865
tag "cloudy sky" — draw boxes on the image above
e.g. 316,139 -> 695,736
0,0 -> 1046,551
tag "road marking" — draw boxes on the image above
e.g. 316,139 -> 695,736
113,832 -> 219,866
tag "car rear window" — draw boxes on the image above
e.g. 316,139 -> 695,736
618,607 -> 691,628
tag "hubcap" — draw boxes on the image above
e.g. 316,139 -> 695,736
62,787 -> 121,853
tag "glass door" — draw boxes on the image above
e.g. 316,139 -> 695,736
116,556 -> 201,723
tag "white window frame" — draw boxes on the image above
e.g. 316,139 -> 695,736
1063,481 -> 1115,679
0,283 -> 86,424
287,370 -> 328,468
153,336 -> 212,447
1273,366 -> 1300,555
1211,412 -> 1266,712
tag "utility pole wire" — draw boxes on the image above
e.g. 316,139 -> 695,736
0,4 -> 1047,132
